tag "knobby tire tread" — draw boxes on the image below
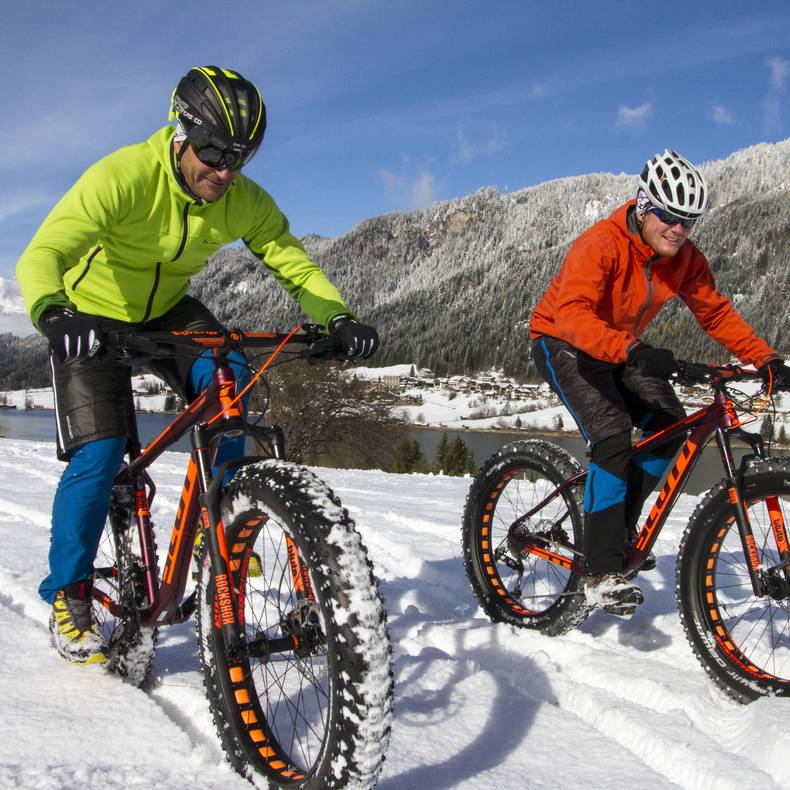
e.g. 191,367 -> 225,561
677,457 -> 790,702
196,460 -> 393,789
462,440 -> 589,636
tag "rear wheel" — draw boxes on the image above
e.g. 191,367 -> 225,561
678,458 -> 790,702
196,460 -> 393,788
92,481 -> 158,687
462,440 -> 589,635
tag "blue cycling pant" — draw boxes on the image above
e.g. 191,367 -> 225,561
39,348 -> 251,603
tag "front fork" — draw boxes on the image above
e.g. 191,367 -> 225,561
193,423 -> 316,660
192,425 -> 245,656
717,427 -> 790,597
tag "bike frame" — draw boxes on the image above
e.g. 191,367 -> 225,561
92,331 -> 317,646
512,384 -> 788,596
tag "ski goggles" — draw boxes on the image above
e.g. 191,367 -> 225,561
649,206 -> 697,229
190,140 -> 258,171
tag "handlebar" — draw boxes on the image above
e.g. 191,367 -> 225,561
102,324 -> 347,364
674,361 -> 768,389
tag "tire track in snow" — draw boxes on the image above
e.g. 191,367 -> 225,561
531,629 -> 790,789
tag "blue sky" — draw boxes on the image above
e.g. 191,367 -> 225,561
2,1 -> 788,280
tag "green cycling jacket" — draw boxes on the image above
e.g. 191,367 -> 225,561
16,126 -> 350,330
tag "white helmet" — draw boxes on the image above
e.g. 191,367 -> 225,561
638,149 -> 708,218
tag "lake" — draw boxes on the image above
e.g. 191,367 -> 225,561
0,407 -> 754,496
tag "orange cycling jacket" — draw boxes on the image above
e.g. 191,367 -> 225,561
529,200 -> 777,367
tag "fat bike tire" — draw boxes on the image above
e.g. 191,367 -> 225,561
462,440 -> 589,636
92,481 -> 158,687
196,460 -> 393,789
677,458 -> 790,702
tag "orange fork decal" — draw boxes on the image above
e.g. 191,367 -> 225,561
211,512 -> 238,627
766,496 -> 790,563
286,535 -> 306,596
214,571 -> 236,626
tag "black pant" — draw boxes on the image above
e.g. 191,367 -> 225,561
531,336 -> 685,574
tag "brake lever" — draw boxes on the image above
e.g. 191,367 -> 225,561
302,335 -> 349,365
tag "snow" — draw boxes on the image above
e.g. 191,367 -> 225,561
1,437 -> 789,789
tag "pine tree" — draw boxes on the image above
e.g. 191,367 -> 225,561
392,439 -> 429,473
432,434 -> 476,476
448,436 -> 476,476
432,433 -> 452,475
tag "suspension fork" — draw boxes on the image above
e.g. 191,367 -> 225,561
715,427 -> 765,596
192,425 -> 244,654
286,534 -> 316,603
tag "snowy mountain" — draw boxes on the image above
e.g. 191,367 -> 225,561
190,138 -> 790,375
1,438 -> 788,788
0,276 -> 34,336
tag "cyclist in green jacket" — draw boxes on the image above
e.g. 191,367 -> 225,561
16,65 -> 379,665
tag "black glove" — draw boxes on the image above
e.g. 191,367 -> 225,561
329,315 -> 379,359
626,344 -> 677,379
758,358 -> 790,390
39,308 -> 104,364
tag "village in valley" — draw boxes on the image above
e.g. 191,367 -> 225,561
2,362 -> 789,445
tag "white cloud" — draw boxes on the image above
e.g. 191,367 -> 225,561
615,102 -> 653,128
0,192 -> 49,223
377,165 -> 439,210
764,56 -> 789,133
710,103 -> 735,125
767,56 -> 790,90
454,127 -> 507,164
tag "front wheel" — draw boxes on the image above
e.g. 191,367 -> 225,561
462,440 -> 589,636
196,460 -> 393,788
677,458 -> 790,702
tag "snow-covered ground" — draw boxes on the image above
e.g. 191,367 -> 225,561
1,438 -> 788,789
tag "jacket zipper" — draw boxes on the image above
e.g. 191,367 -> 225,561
632,259 -> 655,338
71,246 -> 102,291
141,202 -> 191,322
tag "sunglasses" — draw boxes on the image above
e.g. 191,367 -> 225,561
649,207 -> 697,229
190,141 -> 258,171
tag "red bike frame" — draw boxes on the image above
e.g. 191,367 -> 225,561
510,375 -> 788,597
92,328 -> 318,636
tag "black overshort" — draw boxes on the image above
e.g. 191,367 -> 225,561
49,297 -> 226,460
530,336 -> 685,445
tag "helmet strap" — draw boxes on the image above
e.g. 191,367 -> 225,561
169,137 -> 203,205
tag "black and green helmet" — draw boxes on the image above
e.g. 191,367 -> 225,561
170,66 -> 266,168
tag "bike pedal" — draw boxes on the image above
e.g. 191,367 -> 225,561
605,603 -> 638,617
640,554 -> 657,572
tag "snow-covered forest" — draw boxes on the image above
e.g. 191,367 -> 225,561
190,139 -> 790,374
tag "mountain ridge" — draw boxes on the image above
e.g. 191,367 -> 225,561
190,138 -> 789,374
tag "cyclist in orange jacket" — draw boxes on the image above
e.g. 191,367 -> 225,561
530,149 -> 788,615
